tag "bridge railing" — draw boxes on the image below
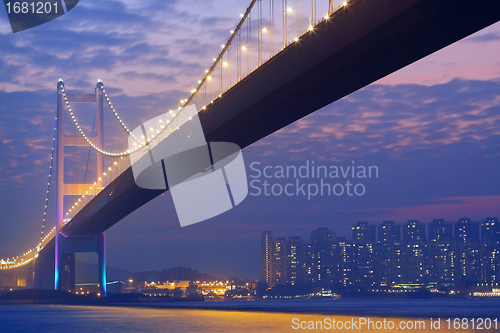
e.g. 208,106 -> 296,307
184,0 -> 347,113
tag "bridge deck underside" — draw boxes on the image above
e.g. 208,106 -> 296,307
58,0 -> 500,239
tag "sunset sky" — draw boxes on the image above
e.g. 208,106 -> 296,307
0,0 -> 499,279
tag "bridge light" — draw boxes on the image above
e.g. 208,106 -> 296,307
308,25 -> 313,31
221,44 -> 225,48
230,30 -> 234,34
342,1 -> 347,6
262,27 -> 268,33
294,37 -> 299,42
286,7 -> 292,13
324,14 -> 329,19
240,13 -> 244,17
241,46 -> 247,51
207,76 -> 212,81
222,61 -> 228,67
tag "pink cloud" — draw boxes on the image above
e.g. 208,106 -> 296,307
376,22 -> 500,86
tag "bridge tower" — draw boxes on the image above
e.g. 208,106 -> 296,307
52,79 -> 107,296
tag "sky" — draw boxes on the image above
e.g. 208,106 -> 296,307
0,0 -> 499,280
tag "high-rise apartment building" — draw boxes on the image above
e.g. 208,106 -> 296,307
260,231 -> 273,285
378,220 -> 401,245
403,220 -> 426,243
455,217 -> 480,244
352,221 -> 376,244
308,228 -> 336,284
285,236 -> 303,285
428,219 -> 453,242
482,217 -> 500,242
272,237 -> 286,286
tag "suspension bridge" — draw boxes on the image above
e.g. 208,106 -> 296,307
1,0 -> 499,296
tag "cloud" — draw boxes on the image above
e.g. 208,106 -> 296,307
0,0 -> 237,96
270,79 -> 500,158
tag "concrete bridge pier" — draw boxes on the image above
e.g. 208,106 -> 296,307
55,234 -> 106,296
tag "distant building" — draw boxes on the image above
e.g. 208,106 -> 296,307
428,219 -> 453,242
352,221 -> 376,244
272,237 -> 286,286
311,227 -> 336,247
285,237 -> 303,285
403,242 -> 425,284
353,242 -> 375,287
455,217 -> 480,243
403,220 -> 426,243
378,220 -> 401,245
260,231 -> 273,285
425,241 -> 457,284
307,228 -> 336,284
456,242 -> 481,283
479,241 -> 500,284
335,238 -> 355,287
482,217 -> 500,242
374,240 -> 404,287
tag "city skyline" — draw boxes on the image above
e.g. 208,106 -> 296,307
261,217 -> 500,294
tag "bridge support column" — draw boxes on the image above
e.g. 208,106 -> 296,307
57,234 -> 106,296
55,79 -> 104,293
97,233 -> 106,297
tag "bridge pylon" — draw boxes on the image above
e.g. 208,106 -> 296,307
50,79 -> 107,296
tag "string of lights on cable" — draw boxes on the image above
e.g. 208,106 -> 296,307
99,81 -> 141,144
39,116 -> 57,242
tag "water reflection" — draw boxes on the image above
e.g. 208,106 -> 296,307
0,305 -> 485,332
